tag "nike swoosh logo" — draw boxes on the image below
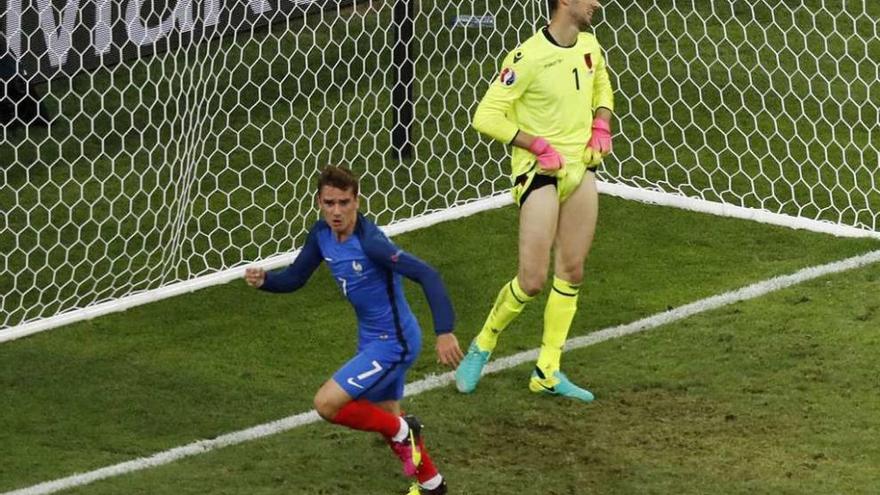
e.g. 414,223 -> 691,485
347,378 -> 364,389
537,382 -> 555,393
324,257 -> 333,261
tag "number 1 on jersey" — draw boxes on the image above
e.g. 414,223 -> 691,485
572,68 -> 580,90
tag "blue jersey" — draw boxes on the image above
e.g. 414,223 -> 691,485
260,214 -> 455,346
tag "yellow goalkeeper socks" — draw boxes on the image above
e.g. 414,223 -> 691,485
474,276 -> 534,352
536,276 -> 581,375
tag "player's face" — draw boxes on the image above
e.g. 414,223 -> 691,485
318,185 -> 359,235
571,0 -> 601,29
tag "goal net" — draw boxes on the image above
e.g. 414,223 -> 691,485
2,0 -> 877,340
599,0 -> 879,237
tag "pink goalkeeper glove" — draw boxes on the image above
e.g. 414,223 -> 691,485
528,137 -> 564,171
587,117 -> 612,154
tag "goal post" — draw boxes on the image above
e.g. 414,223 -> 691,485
2,0 -> 878,341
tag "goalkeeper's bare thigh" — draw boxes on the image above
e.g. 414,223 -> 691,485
516,182 -> 560,295
554,171 -> 599,283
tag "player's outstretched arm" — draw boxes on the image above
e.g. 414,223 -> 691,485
250,228 -> 323,293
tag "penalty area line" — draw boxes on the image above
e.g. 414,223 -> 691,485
6,249 -> 880,495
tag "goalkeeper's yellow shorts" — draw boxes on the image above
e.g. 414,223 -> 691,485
511,161 -> 597,207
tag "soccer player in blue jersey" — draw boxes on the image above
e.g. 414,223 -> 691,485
245,166 -> 463,495
456,0 -> 614,402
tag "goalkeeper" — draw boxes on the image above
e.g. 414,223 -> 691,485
456,0 -> 614,402
245,165 -> 463,495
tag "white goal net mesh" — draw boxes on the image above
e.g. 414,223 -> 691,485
2,0 -> 877,336
600,1 -> 879,234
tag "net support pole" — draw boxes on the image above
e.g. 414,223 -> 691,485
391,0 -> 414,161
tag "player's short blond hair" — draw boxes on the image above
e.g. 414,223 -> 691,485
318,165 -> 359,197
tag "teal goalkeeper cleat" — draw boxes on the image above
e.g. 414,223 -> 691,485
455,341 -> 491,393
529,368 -> 595,403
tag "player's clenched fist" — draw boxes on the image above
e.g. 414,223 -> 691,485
244,267 -> 266,288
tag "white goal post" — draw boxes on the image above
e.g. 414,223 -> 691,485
2,0 -> 878,342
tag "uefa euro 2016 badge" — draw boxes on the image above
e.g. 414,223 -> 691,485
500,68 -> 516,86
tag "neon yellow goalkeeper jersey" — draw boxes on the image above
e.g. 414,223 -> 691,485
473,28 -> 614,177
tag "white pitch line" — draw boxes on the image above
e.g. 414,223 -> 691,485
6,249 -> 880,495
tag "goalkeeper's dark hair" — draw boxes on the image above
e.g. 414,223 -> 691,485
547,0 -> 559,14
318,165 -> 359,197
